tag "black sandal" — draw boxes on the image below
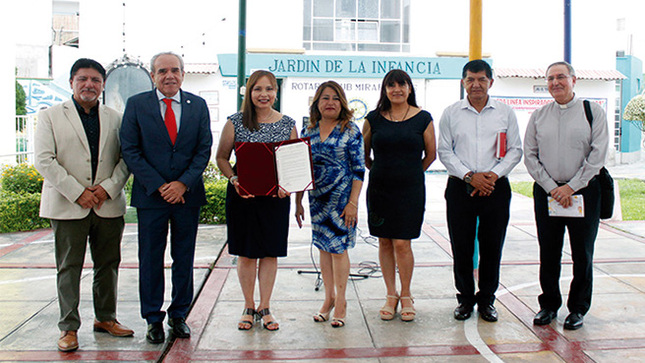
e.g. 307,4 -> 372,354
238,308 -> 256,330
257,308 -> 279,331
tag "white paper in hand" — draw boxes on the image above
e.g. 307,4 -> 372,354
274,141 -> 314,193
547,195 -> 585,217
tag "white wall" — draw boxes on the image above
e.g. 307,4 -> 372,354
247,0 -> 302,51
1,24 -> 17,164
14,0 -> 51,78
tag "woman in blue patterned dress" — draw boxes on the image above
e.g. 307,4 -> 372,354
216,70 -> 297,331
295,81 -> 365,328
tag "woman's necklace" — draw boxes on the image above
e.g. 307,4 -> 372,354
257,110 -> 275,123
389,104 -> 410,122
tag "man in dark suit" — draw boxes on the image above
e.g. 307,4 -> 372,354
120,52 -> 212,344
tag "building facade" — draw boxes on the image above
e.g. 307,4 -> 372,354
11,0 -> 645,165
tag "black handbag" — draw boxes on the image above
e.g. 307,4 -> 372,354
583,100 -> 615,219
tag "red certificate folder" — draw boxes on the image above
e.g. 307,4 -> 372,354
234,137 -> 315,196
495,131 -> 507,159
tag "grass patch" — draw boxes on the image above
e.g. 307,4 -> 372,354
124,207 -> 138,224
511,179 -> 645,221
511,181 -> 533,198
617,179 -> 645,221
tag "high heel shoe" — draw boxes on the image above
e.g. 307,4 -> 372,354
331,302 -> 347,328
237,308 -> 256,330
379,294 -> 399,321
257,308 -> 279,331
313,302 -> 335,322
331,317 -> 345,328
400,296 -> 416,322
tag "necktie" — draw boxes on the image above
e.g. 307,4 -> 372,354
163,98 -> 177,144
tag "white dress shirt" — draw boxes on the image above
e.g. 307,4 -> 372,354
438,97 -> 523,179
156,89 -> 182,130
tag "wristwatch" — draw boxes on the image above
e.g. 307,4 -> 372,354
464,172 -> 474,184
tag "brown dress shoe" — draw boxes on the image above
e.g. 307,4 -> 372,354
58,330 -> 79,352
93,319 -> 134,337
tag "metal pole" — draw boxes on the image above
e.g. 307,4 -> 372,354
469,0 -> 482,61
564,0 -> 571,63
469,0 -> 483,269
236,0 -> 247,111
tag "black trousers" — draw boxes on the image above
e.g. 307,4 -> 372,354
533,179 -> 600,315
445,177 -> 511,307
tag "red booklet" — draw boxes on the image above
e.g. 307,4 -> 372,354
496,131 -> 507,159
234,138 -> 315,196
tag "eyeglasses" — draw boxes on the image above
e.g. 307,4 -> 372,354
546,74 -> 570,83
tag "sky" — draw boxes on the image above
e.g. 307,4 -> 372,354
8,0 -> 645,79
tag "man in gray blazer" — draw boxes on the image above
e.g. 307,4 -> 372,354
35,58 -> 133,352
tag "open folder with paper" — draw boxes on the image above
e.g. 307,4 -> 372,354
234,137 -> 315,196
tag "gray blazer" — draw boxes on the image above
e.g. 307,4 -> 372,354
35,99 -> 130,220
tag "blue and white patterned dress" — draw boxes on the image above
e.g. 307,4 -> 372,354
301,122 -> 365,254
226,112 -> 296,258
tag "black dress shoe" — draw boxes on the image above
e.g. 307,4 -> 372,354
564,312 -> 584,330
146,322 -> 164,344
454,304 -> 473,320
169,317 -> 191,338
478,304 -> 498,322
533,309 -> 557,326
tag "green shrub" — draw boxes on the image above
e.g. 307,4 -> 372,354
200,179 -> 228,224
0,192 -> 49,232
1,164 -> 43,194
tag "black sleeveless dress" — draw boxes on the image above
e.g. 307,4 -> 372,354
225,112 -> 295,258
366,110 -> 432,239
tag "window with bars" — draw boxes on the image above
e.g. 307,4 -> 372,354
303,0 -> 410,52
614,81 -> 622,151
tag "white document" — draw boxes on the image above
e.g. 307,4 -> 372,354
274,141 -> 314,193
547,195 -> 585,217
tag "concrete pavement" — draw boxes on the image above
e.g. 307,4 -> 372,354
0,164 -> 644,362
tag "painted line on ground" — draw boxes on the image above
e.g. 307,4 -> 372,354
497,283 -> 593,362
0,350 -> 161,361
164,260 -> 230,361
0,230 -> 51,258
464,317 -> 505,363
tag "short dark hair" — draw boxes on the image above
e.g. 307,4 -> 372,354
70,58 -> 106,81
462,59 -> 492,79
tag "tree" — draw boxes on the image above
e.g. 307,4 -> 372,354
16,80 -> 27,116
624,94 -> 645,132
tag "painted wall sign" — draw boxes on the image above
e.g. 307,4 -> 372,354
492,96 -> 607,114
218,54 -> 472,79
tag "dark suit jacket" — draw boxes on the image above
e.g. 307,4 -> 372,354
120,89 -> 212,208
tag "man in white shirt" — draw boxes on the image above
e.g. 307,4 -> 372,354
524,61 -> 608,330
438,60 -> 522,322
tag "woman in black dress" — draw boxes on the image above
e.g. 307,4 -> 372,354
363,69 -> 436,322
216,70 -> 297,331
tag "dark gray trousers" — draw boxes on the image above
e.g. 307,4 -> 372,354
51,210 -> 124,331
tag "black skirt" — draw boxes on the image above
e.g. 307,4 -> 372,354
225,182 -> 290,258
